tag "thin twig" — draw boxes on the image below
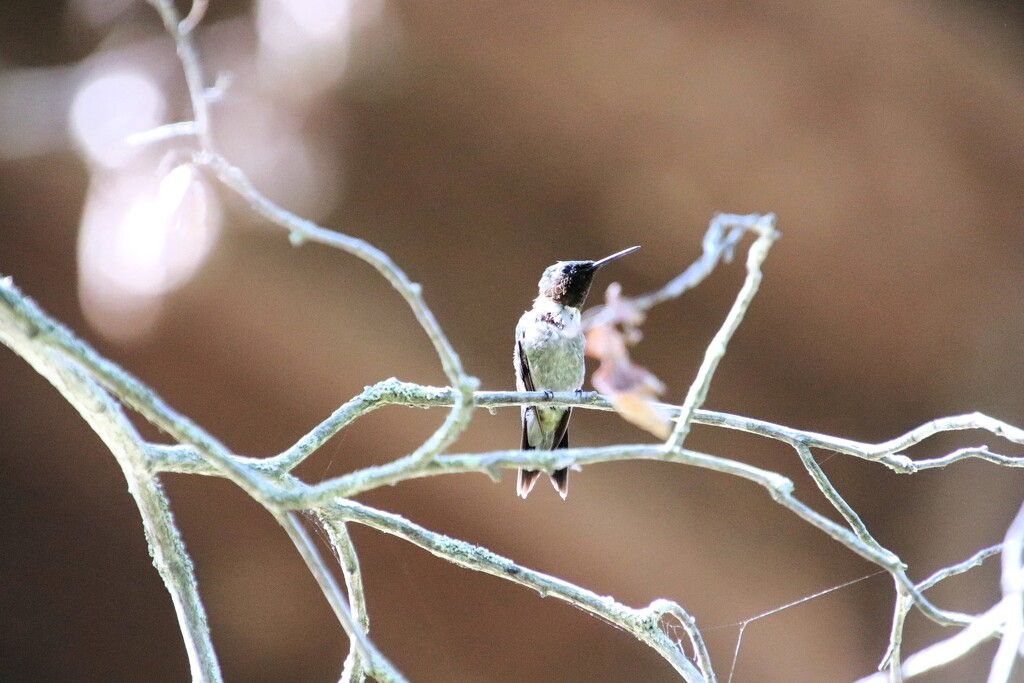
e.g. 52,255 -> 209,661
318,502 -> 707,682
192,152 -> 473,389
918,545 -> 1003,592
126,120 -> 198,146
315,512 -> 370,683
794,443 -> 877,545
581,213 -> 748,328
146,0 -> 212,149
666,213 -> 778,451
279,512 -> 404,682
879,544 -> 1004,677
149,0 -> 480,490
692,409 -> 1024,472
646,600 -> 716,683
853,601 -> 1009,683
882,580 -> 910,682
177,0 -> 208,35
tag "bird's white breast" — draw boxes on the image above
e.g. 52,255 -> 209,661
516,299 -> 586,392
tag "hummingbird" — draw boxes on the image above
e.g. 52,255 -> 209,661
514,245 -> 640,499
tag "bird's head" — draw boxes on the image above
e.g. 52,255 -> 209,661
537,246 -> 640,308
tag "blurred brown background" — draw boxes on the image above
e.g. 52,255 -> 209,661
2,1 -> 1024,681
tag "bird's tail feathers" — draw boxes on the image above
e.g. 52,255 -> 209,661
517,469 -> 541,498
550,468 -> 568,499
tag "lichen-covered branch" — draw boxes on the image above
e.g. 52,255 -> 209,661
315,513 -> 370,683
11,260 -> 1021,681
317,501 -> 709,683
149,0 -> 481,553
146,384 -> 1024,478
279,511 -> 405,683
0,279 -> 222,683
0,277 -> 406,681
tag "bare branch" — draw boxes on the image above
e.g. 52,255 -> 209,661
145,0 -> 212,149
0,277 -> 404,675
666,213 -> 778,451
146,0 -> 480,500
0,280 -> 222,683
319,501 -> 708,682
794,442 -> 877,545
177,0 -> 208,35
126,121 -> 198,146
990,500 -> 1024,682
878,544 -> 1004,678
191,152 -> 475,391
582,211 -> 749,326
6,266 -> 1015,674
279,512 -> 403,683
854,601 -> 1009,683
919,545 -> 1003,592
315,513 -> 370,683
7,240 -> 1022,681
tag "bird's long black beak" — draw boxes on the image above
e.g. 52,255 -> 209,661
592,245 -> 640,269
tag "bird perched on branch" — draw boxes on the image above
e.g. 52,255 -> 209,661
514,246 -> 640,499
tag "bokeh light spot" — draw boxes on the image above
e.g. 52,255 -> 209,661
69,69 -> 165,169
77,167 -> 220,341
